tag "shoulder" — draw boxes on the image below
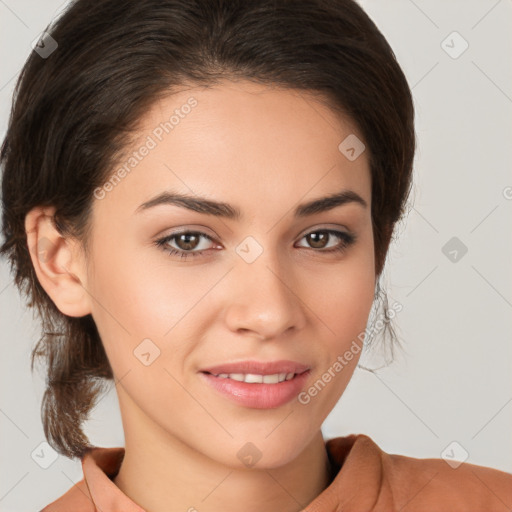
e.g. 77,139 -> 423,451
38,446 -> 140,512
362,434 -> 512,511
326,434 -> 512,511
386,449 -> 512,511
39,478 -> 94,512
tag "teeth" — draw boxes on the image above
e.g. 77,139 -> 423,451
263,374 -> 278,384
213,372 -> 295,383
229,373 -> 246,382
245,374 -> 263,383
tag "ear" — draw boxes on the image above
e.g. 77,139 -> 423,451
25,205 -> 92,317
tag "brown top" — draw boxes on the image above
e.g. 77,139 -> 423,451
40,434 -> 512,511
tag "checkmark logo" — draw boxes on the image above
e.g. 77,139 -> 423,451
237,442 -> 262,468
338,134 -> 365,161
31,31 -> 58,58
441,236 -> 468,263
441,441 -> 469,469
134,338 -> 161,366
441,31 -> 469,59
236,236 -> 263,263
31,441 -> 59,469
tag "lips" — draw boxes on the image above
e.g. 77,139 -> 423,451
200,360 -> 310,376
199,360 -> 311,408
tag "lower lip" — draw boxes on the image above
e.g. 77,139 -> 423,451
200,371 -> 310,409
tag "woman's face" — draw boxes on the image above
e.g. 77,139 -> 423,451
84,79 -> 375,468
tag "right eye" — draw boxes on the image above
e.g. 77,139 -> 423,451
154,231 -> 218,259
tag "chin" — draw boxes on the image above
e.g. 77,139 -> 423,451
201,428 -> 320,470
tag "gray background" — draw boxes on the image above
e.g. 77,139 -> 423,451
1,0 -> 511,510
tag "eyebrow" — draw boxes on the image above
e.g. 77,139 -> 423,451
135,189 -> 367,219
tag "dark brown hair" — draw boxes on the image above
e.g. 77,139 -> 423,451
0,0 -> 415,459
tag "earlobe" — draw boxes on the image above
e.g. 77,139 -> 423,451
25,206 -> 92,318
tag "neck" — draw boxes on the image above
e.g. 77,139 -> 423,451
113,411 -> 332,512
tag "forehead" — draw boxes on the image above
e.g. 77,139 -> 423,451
93,79 -> 371,223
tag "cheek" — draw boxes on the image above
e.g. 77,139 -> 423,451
303,233 -> 375,396
89,223 -> 375,375
86,238 -> 219,377
311,233 -> 376,343
297,268 -> 375,431
85,241 -> 164,365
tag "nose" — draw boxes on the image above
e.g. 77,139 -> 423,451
223,248 -> 307,341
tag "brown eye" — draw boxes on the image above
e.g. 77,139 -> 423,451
174,233 -> 201,251
305,231 -> 329,249
297,229 -> 356,254
155,231 -> 216,259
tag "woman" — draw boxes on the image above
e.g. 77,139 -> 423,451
1,0 -> 510,511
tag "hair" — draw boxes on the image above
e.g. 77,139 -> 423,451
0,0 -> 415,459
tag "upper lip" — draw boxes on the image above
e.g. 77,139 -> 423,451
201,360 -> 310,376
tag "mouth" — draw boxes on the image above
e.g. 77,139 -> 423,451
200,359 -> 310,377
204,371 -> 299,384
199,360 -> 311,409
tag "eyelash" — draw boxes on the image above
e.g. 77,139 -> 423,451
154,229 -> 357,260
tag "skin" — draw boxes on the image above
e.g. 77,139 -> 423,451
25,79 -> 376,512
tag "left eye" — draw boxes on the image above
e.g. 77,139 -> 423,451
154,229 -> 356,260
296,229 -> 355,251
